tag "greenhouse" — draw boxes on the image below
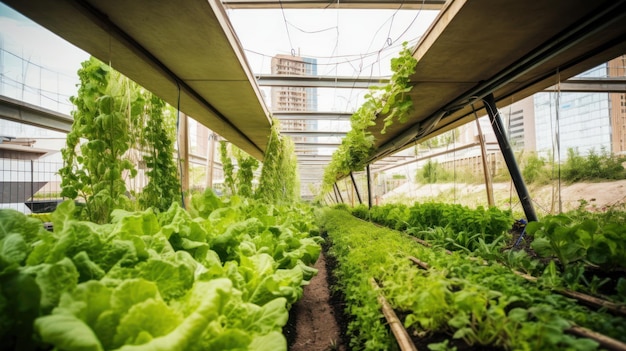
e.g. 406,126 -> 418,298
1,0 -> 626,350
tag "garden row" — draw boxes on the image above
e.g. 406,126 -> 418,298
348,202 -> 626,303
0,189 -> 322,350
318,207 -> 626,350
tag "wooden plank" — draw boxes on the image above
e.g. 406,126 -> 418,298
370,278 -> 418,351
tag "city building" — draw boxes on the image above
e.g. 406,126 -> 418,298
270,54 -> 318,148
532,55 -> 626,159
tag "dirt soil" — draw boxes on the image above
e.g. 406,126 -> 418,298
284,250 -> 348,351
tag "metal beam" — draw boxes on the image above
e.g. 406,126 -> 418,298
0,95 -> 72,133
484,93 -> 537,222
282,131 -> 347,137
273,111 -> 352,120
256,74 -> 388,88
222,0 -> 447,10
546,77 -> 626,93
293,142 -> 341,147
374,141 -> 500,172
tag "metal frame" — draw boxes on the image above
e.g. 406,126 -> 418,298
484,93 -> 537,222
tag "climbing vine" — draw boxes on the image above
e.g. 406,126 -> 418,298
60,57 -> 136,223
256,119 -> 299,203
138,93 -> 181,212
219,141 -> 236,196
60,57 -> 181,221
320,42 -> 417,199
218,140 -> 260,197
233,146 -> 259,198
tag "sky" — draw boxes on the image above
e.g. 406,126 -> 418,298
226,8 -> 438,112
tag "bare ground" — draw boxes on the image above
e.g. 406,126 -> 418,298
285,250 -> 348,351
381,179 -> 626,214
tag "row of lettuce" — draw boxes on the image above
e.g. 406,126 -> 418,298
319,208 -> 626,350
347,202 -> 626,302
0,189 -> 322,351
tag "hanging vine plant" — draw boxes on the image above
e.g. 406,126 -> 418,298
138,93 -> 181,212
60,57 -> 181,221
60,57 -> 138,223
319,42 -> 417,198
256,118 -> 299,203
218,140 -> 260,197
233,146 -> 259,198
219,140 -> 236,196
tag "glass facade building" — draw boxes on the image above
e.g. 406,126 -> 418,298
534,64 -> 613,159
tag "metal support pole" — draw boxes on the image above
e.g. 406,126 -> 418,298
350,172 -> 362,205
332,184 -> 341,203
326,192 -> 335,205
366,164 -> 373,209
206,133 -> 216,189
178,112 -> 190,209
334,182 -> 344,203
483,93 -> 537,222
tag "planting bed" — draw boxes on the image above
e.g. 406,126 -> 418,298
316,207 -> 626,351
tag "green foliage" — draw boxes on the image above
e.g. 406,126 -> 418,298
405,202 -> 513,241
60,57 -> 181,221
219,141 -> 236,196
138,95 -> 181,212
60,57 -> 135,223
218,141 -> 259,198
527,212 -> 626,270
416,159 -> 455,184
320,42 -> 417,198
562,147 -> 626,182
318,209 -> 622,350
233,147 -> 259,198
521,151 -> 551,185
256,119 -> 299,203
0,191 -> 321,350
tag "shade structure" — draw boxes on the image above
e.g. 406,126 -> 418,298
3,0 -> 272,160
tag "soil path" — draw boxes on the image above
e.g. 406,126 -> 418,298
287,251 -> 346,351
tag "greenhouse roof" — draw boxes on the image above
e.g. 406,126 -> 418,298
3,0 -> 272,160
3,0 -> 626,174
368,0 -> 626,162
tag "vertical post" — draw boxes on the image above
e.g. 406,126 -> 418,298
484,94 -> 537,222
350,172 -> 362,205
332,184 -> 341,203
178,112 -> 190,209
326,192 -> 335,205
366,164 -> 373,209
206,132 -> 216,189
473,107 -> 495,207
30,159 -> 34,207
344,178 -> 354,206
334,183 -> 344,203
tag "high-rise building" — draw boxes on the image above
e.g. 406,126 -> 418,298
270,54 -> 318,151
271,54 -> 314,112
534,58 -> 625,159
